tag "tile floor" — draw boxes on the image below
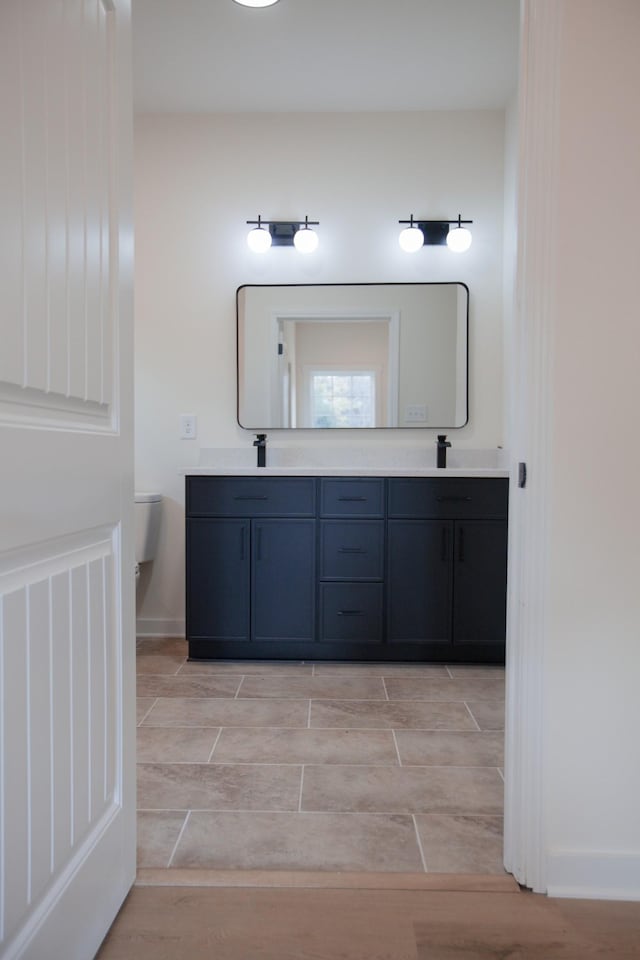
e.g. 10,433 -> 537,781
136,638 -> 506,874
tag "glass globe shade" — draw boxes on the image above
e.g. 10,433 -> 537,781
293,227 -> 319,254
446,226 -> 472,253
247,227 -> 272,253
398,226 -> 424,253
233,0 -> 280,8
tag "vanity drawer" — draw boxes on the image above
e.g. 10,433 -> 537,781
388,478 -> 508,520
320,521 -> 384,580
319,583 -> 384,643
320,478 -> 384,518
186,476 -> 316,517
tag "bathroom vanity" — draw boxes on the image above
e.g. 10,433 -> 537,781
185,470 -> 508,663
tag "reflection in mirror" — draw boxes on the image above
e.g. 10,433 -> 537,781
237,283 -> 468,429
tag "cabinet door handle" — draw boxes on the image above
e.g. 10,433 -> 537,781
256,526 -> 264,560
240,526 -> 245,560
338,547 -> 366,554
458,527 -> 465,562
234,495 -> 268,501
436,496 -> 472,503
337,609 -> 364,616
337,496 -> 367,502
441,527 -> 448,562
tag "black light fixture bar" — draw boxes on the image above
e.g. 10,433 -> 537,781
399,214 -> 472,246
246,215 -> 320,246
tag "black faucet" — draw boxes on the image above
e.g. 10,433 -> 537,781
436,434 -> 451,468
253,433 -> 267,468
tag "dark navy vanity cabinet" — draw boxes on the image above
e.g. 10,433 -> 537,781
186,474 -> 508,663
387,479 -> 508,659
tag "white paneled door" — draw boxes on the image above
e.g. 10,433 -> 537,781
0,2 -> 135,957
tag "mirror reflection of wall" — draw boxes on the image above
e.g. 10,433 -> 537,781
237,283 -> 468,430
286,318 -> 392,428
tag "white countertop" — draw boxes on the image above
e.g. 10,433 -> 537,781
186,467 -> 508,477
186,446 -> 510,478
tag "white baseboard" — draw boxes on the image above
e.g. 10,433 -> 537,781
136,617 -> 185,638
546,850 -> 640,900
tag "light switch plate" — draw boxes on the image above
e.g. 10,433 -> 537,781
405,404 -> 428,423
180,414 -> 197,439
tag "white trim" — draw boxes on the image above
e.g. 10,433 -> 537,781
270,309 -> 400,428
386,316 -> 399,427
503,0 -> 564,895
303,364 -> 380,429
1,801 -> 122,960
546,852 -> 640,901
136,617 -> 185,638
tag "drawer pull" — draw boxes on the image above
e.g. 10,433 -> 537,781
234,495 -> 268,501
338,547 -> 366,554
436,496 -> 472,503
337,496 -> 367,502
337,609 -> 364,617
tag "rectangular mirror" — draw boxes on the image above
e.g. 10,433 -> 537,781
237,282 -> 468,429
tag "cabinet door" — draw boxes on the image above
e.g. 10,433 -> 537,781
452,521 -> 508,645
387,520 -> 452,643
187,518 -> 250,640
252,519 -> 316,643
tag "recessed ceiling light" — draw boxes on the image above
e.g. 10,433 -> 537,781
233,0 -> 280,7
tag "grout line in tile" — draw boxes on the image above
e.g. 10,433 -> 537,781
381,677 -> 390,701
311,664 -> 316,676
138,759 -> 501,768
390,729 -> 403,766
463,702 -> 482,731
285,805 -> 503,817
206,728 -> 224,762
412,814 -> 428,873
140,723 -> 488,732
498,767 -> 505,782
298,766 -> 305,812
139,696 -> 505,703
140,807 -> 501,818
166,810 -> 191,868
137,698 -> 159,726
138,723 -> 495,732
139,806 -> 303,815
234,677 -> 245,699
137,761 -> 504,773
307,700 -> 312,728
445,665 -> 455,679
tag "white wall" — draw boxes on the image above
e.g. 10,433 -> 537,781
134,111 -> 505,633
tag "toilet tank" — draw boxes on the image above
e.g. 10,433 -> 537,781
135,492 -> 162,563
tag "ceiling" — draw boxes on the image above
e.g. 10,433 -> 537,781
132,0 -> 520,114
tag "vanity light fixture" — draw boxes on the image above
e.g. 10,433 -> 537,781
246,216 -> 320,253
398,214 -> 473,253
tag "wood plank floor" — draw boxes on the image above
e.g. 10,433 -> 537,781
96,884 -> 640,960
